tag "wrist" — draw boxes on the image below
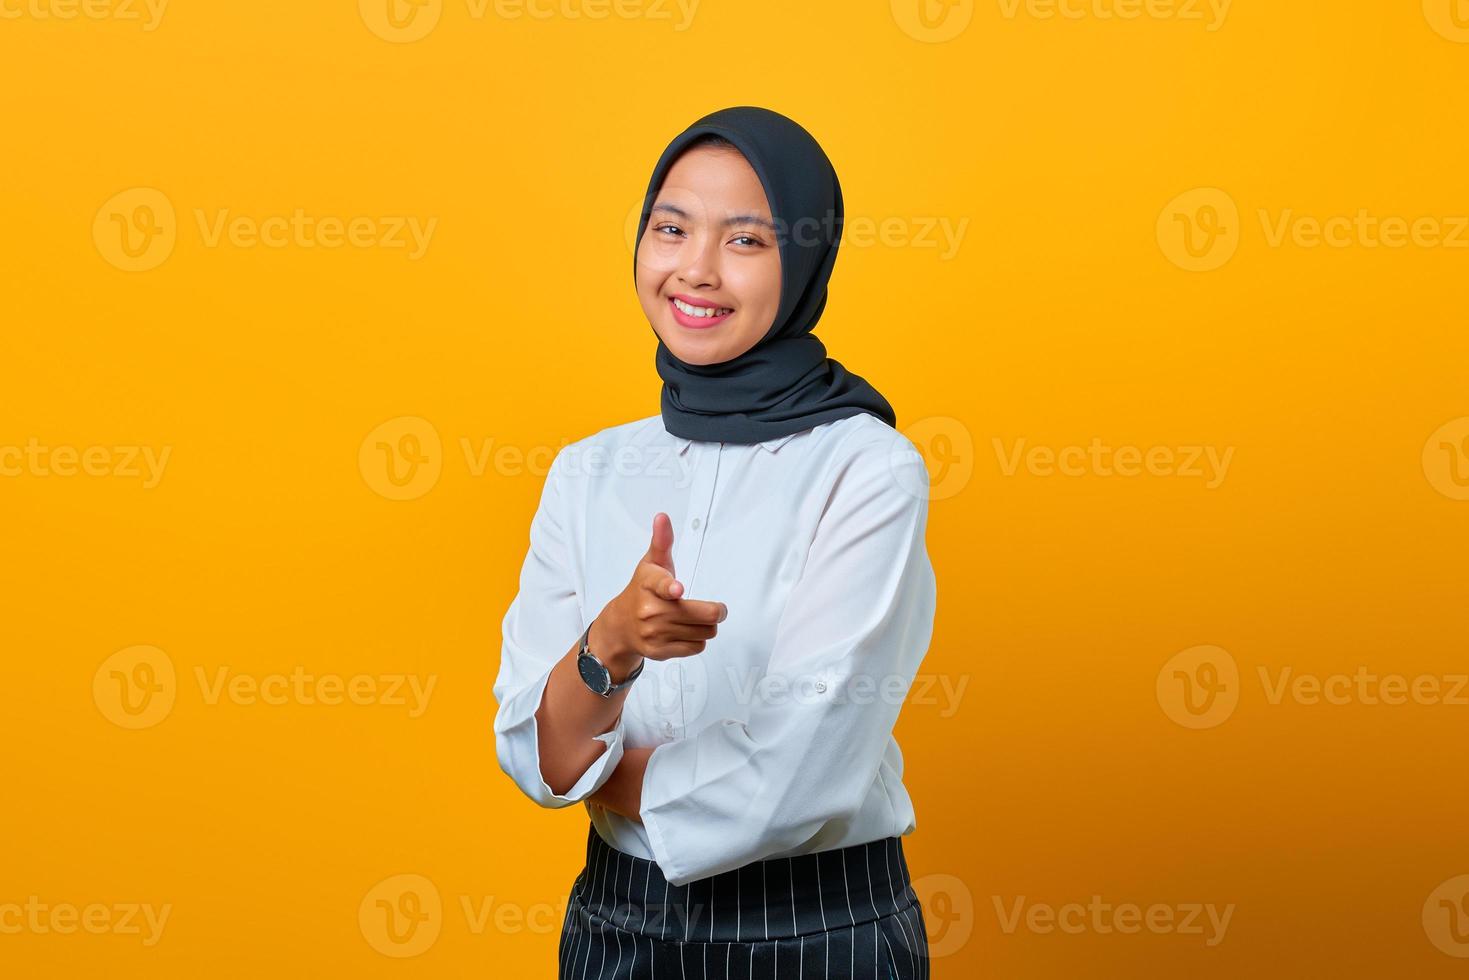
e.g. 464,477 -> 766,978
588,615 -> 643,683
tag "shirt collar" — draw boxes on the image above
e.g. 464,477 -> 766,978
673,430 -> 801,456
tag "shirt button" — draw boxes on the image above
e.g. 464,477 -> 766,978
815,681 -> 827,693
662,721 -> 674,736
691,517 -> 701,530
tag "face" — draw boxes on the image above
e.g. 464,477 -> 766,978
635,145 -> 783,366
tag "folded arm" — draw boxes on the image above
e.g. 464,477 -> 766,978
637,429 -> 938,885
493,450 -> 635,806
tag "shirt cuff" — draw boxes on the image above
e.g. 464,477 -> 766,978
638,730 -> 754,886
496,660 -> 627,808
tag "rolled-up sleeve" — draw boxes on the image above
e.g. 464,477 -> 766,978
493,449 -> 626,808
639,428 -> 938,885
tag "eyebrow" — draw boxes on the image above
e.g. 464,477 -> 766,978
651,202 -> 777,233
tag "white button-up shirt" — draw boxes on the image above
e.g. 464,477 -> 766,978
493,411 -> 937,886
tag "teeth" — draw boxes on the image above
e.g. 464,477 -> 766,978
673,297 -> 732,318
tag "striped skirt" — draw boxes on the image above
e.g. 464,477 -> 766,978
558,822 -> 932,979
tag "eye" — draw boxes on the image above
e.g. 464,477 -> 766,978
730,234 -> 765,248
653,223 -> 684,238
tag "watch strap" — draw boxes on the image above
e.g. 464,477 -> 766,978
578,620 -> 644,697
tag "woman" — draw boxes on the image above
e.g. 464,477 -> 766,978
493,105 -> 937,979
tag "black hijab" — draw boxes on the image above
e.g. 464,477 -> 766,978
633,105 -> 897,445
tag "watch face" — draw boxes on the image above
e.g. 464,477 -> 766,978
577,652 -> 610,694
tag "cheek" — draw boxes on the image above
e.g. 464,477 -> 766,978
634,248 -> 666,295
729,261 -> 781,318
636,238 -> 682,287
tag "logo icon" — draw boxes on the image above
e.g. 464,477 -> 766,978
1157,188 -> 1240,272
1156,644 -> 1239,729
1423,417 -> 1469,501
360,417 -> 443,501
93,188 -> 177,272
1424,874 -> 1469,957
359,874 -> 442,957
1424,0 -> 1469,42
626,198 -> 649,257
93,645 -> 177,729
644,655 -> 710,736
359,0 -> 442,42
910,872 -> 973,958
896,416 -> 973,501
891,0 -> 974,42
629,191 -> 716,258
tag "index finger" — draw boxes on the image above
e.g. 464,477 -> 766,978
673,598 -> 728,625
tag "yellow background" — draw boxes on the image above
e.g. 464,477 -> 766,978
3,0 -> 1468,976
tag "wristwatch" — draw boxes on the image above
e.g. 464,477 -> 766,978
576,618 -> 645,698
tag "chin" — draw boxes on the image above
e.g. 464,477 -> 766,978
666,344 -> 722,366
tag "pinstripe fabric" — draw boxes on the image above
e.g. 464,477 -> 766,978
559,823 -> 931,980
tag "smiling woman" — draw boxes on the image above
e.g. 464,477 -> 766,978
631,108 -> 898,446
634,133 -> 782,358
492,106 -> 935,979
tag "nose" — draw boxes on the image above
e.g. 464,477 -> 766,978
676,229 -> 722,291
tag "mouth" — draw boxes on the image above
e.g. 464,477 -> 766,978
668,294 -> 734,329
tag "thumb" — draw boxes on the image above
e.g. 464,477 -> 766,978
650,573 -> 684,601
644,512 -> 676,575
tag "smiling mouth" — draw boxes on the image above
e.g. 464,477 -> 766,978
671,296 -> 734,318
